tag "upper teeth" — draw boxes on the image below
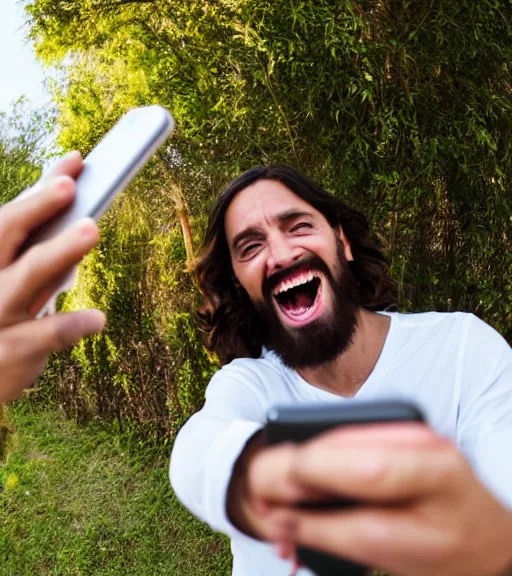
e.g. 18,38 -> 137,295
273,271 -> 318,296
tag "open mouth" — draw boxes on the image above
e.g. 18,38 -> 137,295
272,270 -> 323,326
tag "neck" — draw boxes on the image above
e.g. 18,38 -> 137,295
297,309 -> 391,397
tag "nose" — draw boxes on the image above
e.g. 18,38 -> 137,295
266,232 -> 301,274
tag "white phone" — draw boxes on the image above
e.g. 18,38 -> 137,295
19,105 -> 174,248
15,105 -> 174,315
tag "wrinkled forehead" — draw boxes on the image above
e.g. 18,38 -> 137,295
224,179 -> 323,242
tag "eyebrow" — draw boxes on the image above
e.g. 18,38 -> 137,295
230,209 -> 314,252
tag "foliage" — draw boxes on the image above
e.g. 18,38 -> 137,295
0,99 -> 52,204
0,404 -> 230,575
18,0 -> 512,436
35,187 -> 214,441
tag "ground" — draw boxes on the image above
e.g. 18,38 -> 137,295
0,404 -> 231,576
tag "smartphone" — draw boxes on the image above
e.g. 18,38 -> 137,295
15,105 -> 174,315
264,400 -> 425,576
19,105 -> 174,249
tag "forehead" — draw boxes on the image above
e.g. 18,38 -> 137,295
224,179 -> 324,240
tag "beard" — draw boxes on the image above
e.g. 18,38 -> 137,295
253,237 -> 360,370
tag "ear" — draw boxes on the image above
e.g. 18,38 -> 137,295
338,226 -> 354,262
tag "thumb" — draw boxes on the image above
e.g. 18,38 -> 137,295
5,309 -> 106,358
0,309 -> 105,403
37,309 -> 106,352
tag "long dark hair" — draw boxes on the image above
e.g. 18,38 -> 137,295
195,165 -> 396,365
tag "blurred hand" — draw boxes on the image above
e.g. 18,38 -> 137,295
0,151 -> 105,403
246,424 -> 512,576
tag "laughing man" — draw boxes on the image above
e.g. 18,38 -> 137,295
170,165 -> 512,576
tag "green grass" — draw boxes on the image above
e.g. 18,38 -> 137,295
0,404 -> 231,576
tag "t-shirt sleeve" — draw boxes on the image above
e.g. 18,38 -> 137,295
457,315 -> 512,509
169,360 -> 270,540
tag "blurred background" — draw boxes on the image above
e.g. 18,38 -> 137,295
1,1 -> 511,574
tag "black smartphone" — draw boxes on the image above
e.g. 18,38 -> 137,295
264,400 -> 426,576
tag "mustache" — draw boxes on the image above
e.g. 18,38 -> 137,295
262,254 -> 332,300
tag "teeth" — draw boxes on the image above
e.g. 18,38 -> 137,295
273,271 -> 318,296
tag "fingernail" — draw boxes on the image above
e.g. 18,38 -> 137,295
57,310 -> 105,348
272,513 -> 297,542
275,540 -> 292,560
75,218 -> 97,237
81,309 -> 106,335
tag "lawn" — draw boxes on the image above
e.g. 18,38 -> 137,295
0,404 -> 231,576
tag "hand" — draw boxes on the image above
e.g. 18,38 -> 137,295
0,151 -> 105,403
247,423 -> 512,576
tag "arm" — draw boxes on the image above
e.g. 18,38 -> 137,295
243,316 -> 512,575
457,314 -> 512,509
169,361 -> 270,539
226,430 -> 266,538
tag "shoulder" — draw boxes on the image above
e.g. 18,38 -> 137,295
387,310 -> 481,340
206,350 -> 288,397
387,310 -> 471,328
460,313 -> 511,364
387,310 -> 510,362
383,310 -> 510,356
392,311 -> 509,345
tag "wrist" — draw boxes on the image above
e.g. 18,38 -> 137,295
227,431 -> 265,539
494,511 -> 512,576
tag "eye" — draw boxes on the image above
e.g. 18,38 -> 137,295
291,222 -> 312,232
241,243 -> 261,257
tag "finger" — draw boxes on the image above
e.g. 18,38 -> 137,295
274,539 -> 295,560
284,506 -> 443,573
17,151 -> 83,197
249,443 -> 322,506
291,437 -> 456,502
0,309 -> 105,403
28,267 -> 77,317
1,309 -> 105,357
273,540 -> 302,576
249,423 -> 436,505
41,150 -> 83,181
250,433 -> 452,505
0,219 -> 99,324
0,176 -> 77,268
313,422 -> 435,449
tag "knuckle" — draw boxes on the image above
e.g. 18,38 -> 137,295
0,340 -> 7,366
438,445 -> 465,486
430,529 -> 465,567
0,335 -> 20,370
352,513 -> 396,562
49,320 -> 73,352
426,440 -> 463,490
362,515 -> 392,545
357,456 -> 390,493
0,295 -> 7,321
0,275 -> 14,324
17,244 -> 45,280
367,458 -> 389,485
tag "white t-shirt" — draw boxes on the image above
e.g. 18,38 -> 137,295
170,312 -> 512,576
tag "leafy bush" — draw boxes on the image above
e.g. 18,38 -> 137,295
18,0 -> 512,438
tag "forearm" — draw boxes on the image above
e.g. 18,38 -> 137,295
226,430 -> 266,539
170,411 -> 263,536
